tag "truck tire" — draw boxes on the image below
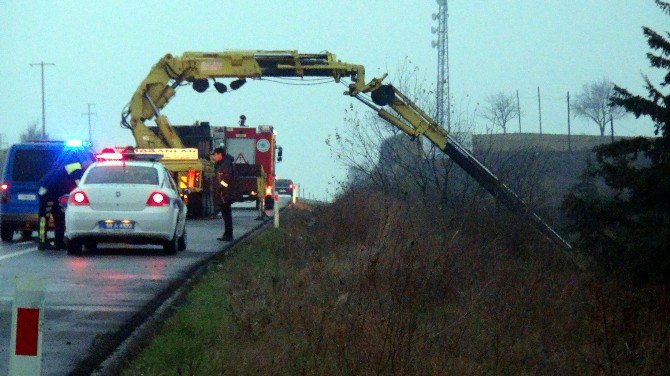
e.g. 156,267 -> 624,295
187,192 -> 203,219
1,224 -> 14,242
264,195 -> 274,211
67,239 -> 83,255
203,188 -> 213,217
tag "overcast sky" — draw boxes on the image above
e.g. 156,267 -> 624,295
0,1 -> 666,200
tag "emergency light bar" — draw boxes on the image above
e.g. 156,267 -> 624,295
65,139 -> 91,147
95,148 -> 163,162
95,152 -> 124,161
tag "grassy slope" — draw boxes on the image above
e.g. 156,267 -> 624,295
123,223 -> 286,375
123,196 -> 670,375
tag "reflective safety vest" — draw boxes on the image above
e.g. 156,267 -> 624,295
65,162 -> 82,175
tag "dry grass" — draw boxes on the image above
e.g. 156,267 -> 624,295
125,192 -> 670,375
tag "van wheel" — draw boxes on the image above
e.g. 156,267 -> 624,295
67,240 -> 83,255
1,225 -> 13,242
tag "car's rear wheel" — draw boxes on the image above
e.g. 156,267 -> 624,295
21,230 -> 32,240
1,225 -> 14,242
163,233 -> 178,255
178,228 -> 187,251
84,241 -> 97,251
67,239 -> 83,255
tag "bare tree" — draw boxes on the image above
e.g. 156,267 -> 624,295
327,58 -> 480,206
481,91 -> 519,134
20,121 -> 50,142
573,78 -> 626,136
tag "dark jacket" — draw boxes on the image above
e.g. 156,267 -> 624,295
39,154 -> 83,199
214,154 -> 236,204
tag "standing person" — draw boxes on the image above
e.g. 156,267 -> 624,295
37,150 -> 84,250
211,146 -> 235,241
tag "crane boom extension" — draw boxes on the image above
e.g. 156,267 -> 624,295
123,50 -> 572,250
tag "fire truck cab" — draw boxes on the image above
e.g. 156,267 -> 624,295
215,124 -> 276,211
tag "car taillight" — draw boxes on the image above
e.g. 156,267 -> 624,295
69,190 -> 90,206
1,182 -> 8,203
289,184 -> 294,189
146,192 -> 169,206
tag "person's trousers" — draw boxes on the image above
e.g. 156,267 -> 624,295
220,202 -> 233,236
38,196 -> 65,247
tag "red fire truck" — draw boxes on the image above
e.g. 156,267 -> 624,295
214,121 -> 277,212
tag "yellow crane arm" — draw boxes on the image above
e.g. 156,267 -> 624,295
122,51 -> 366,148
123,50 -> 571,250
355,85 -> 573,251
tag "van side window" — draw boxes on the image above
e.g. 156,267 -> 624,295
12,149 -> 61,182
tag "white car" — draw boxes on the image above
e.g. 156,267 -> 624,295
64,157 -> 187,255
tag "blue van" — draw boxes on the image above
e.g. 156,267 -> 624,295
0,141 -> 94,241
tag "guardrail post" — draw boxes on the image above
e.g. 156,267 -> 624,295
273,194 -> 279,228
9,278 -> 46,376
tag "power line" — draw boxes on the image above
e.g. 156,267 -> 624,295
81,103 -> 96,143
516,89 -> 521,133
29,61 -> 55,139
432,0 -> 450,131
537,86 -> 543,135
567,91 -> 572,151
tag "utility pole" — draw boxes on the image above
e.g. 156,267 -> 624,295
30,61 -> 55,139
516,89 -> 521,133
567,91 -> 572,151
82,103 -> 96,143
432,0 -> 450,131
537,86 -> 543,135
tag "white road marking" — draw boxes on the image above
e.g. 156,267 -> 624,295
48,304 -> 137,312
0,248 -> 36,261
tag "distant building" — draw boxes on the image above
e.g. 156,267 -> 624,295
467,133 -> 640,209
451,132 -> 474,151
472,133 -> 632,153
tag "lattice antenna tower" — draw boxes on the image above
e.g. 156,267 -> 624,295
431,0 -> 450,131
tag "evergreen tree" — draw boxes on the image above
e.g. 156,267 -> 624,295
564,1 -> 670,284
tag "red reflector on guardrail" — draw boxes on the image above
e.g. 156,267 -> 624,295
15,308 -> 39,356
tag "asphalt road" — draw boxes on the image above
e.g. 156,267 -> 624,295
0,197 -> 290,375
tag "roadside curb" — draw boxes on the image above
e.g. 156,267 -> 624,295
88,205 -> 291,376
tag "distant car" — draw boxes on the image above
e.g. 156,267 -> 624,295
64,153 -> 187,255
0,140 -> 94,242
275,179 -> 295,196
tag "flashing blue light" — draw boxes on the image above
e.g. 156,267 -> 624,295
65,139 -> 83,147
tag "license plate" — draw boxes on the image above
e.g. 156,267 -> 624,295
18,194 -> 37,201
98,220 -> 135,230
